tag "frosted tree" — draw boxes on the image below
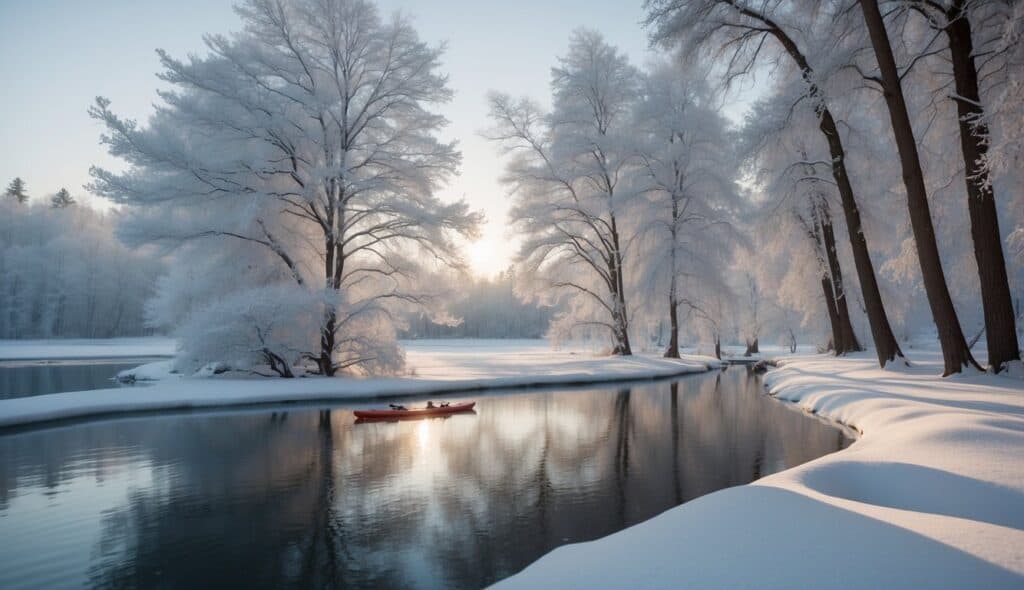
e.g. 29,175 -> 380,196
645,0 -> 905,367
50,188 -> 75,209
487,30 -> 641,355
755,203 -> 837,350
891,0 -> 1019,371
859,0 -> 980,374
984,2 -> 1023,179
630,64 -> 739,358
988,4 -> 1024,325
5,177 -> 28,204
0,198 -> 160,338
741,87 -> 864,355
90,0 -> 480,376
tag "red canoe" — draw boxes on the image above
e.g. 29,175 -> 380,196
353,401 -> 476,420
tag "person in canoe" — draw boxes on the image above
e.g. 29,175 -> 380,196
426,401 -> 436,409
388,403 -> 408,411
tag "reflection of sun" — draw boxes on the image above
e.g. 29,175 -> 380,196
417,420 -> 430,451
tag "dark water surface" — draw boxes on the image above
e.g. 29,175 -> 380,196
0,359 -> 162,399
0,367 -> 850,589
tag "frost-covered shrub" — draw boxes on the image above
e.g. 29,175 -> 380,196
175,284 -> 405,377
175,285 -> 319,377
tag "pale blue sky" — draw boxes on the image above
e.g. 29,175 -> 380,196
0,0 -> 755,275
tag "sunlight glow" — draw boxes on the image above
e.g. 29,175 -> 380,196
417,420 -> 431,451
465,235 -> 506,278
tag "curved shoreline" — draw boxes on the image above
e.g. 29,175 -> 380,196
0,354 -> 721,430
491,351 -> 1024,589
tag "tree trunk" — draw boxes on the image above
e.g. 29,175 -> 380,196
819,203 -> 863,353
318,311 -> 336,376
665,292 -> 680,358
860,0 -> 980,375
665,196 -> 681,359
744,338 -> 759,356
821,273 -> 843,353
819,109 -> 902,364
944,5 -> 1020,372
714,334 -> 721,360
610,217 -> 632,356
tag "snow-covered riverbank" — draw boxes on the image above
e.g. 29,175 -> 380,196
0,340 -> 721,428
493,351 -> 1024,589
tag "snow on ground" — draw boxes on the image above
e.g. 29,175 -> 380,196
0,339 -> 722,428
493,350 -> 1024,589
0,337 -> 177,360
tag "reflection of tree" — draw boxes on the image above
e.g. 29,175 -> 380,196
670,382 -> 682,505
83,411 -> 338,588
611,389 -> 631,527
0,369 -> 848,589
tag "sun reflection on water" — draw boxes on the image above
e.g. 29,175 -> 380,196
416,419 -> 430,451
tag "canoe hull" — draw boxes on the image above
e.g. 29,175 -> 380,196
353,401 -> 476,420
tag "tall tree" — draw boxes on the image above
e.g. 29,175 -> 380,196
631,65 -> 739,358
817,197 -> 862,353
50,188 -> 75,209
645,0 -> 904,367
793,194 -> 862,353
91,0 -> 480,376
859,0 -> 980,375
794,204 -> 844,350
5,177 -> 28,204
487,30 -> 641,355
900,0 -> 1019,371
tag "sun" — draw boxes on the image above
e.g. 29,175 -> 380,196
465,235 -> 508,278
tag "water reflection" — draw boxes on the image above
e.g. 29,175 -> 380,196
0,359 -> 160,399
0,368 -> 849,589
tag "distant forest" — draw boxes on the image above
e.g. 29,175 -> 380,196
399,269 -> 557,339
0,187 -> 553,341
0,187 -> 164,339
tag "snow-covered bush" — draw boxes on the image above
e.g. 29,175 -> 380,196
175,283 -> 405,377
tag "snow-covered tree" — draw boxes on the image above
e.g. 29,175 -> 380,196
630,64 -> 740,357
487,30 -> 641,355
984,2 -> 1024,180
859,0 -> 981,374
50,188 -> 75,209
645,0 -> 905,367
0,198 -> 161,338
90,0 -> 480,376
886,0 -> 1020,371
740,82 -> 867,355
5,177 -> 28,204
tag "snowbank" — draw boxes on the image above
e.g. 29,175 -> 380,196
493,350 -> 1024,589
0,342 -> 721,428
115,359 -> 178,382
0,337 -> 176,360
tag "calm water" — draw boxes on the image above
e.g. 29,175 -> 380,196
0,368 -> 850,589
0,359 -> 161,399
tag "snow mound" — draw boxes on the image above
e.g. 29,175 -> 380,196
116,360 -> 179,382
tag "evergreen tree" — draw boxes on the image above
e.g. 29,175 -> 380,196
50,188 -> 75,209
5,177 -> 28,204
